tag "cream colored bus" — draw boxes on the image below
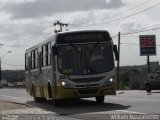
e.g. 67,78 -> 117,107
25,30 -> 118,106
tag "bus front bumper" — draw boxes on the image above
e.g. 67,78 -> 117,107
55,83 -> 117,99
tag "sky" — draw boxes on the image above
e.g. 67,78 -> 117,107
0,0 -> 160,70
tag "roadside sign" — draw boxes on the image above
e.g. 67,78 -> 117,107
139,35 -> 156,56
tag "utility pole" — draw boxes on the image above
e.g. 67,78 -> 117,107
147,56 -> 150,73
0,58 -> 2,89
117,32 -> 121,89
0,44 -> 2,89
53,20 -> 69,33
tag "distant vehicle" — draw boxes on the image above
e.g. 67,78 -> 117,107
145,71 -> 160,92
25,30 -> 118,106
0,80 -> 2,89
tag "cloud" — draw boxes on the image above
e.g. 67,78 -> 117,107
2,0 -> 160,69
1,0 -> 124,19
105,0 -> 125,8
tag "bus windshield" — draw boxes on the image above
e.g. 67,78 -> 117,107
57,42 -> 114,75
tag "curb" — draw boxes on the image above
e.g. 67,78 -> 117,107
0,99 -> 35,108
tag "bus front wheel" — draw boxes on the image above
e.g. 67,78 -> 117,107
95,96 -> 104,104
146,84 -> 151,93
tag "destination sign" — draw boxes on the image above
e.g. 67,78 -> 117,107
57,31 -> 111,44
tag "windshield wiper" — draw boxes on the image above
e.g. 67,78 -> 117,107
69,43 -> 82,54
90,42 -> 99,55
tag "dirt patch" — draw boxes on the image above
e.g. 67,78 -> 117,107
0,100 -> 27,112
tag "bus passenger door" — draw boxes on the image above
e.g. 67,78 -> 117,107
52,46 -> 57,97
28,57 -> 32,94
38,52 -> 45,97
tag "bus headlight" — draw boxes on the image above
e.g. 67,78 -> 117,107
109,78 -> 113,82
57,80 -> 73,88
102,77 -> 114,86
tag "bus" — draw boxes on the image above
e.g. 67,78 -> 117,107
25,30 -> 118,106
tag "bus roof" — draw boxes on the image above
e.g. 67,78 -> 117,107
25,35 -> 56,53
25,30 -> 110,53
57,30 -> 110,35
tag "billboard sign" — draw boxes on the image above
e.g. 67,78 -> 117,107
139,35 -> 156,56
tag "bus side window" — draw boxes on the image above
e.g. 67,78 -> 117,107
38,52 -> 42,74
35,49 -> 38,69
27,52 -> 31,71
48,43 -> 51,65
33,50 -> 36,69
28,56 -> 31,71
45,43 -> 51,66
45,44 -> 48,66
41,46 -> 43,67
25,53 -> 28,71
42,46 -> 46,67
30,49 -> 38,70
31,51 -> 33,69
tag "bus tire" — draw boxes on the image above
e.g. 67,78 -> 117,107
146,84 -> 151,93
95,96 -> 104,104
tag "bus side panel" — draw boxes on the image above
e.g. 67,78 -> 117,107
31,70 -> 42,97
41,67 -> 52,98
25,72 -> 31,95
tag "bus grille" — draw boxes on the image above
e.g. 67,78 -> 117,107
78,89 -> 98,94
70,77 -> 105,83
75,84 -> 100,88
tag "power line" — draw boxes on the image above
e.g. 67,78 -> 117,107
111,25 -> 160,43
1,44 -> 30,48
1,62 -> 24,67
102,0 -> 152,20
72,1 -> 160,28
122,26 -> 160,35
121,35 -> 160,40
102,2 -> 160,24
73,0 -> 152,26
121,43 -> 139,46
98,2 -> 160,25
111,25 -> 160,40
3,59 -> 24,63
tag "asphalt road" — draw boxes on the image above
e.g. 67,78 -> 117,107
0,88 -> 160,120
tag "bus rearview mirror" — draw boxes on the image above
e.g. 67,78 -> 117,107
113,45 -> 119,61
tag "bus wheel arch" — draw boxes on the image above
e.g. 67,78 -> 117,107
32,84 -> 38,102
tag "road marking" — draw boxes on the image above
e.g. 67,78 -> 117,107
0,94 -> 33,104
0,94 -> 32,100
